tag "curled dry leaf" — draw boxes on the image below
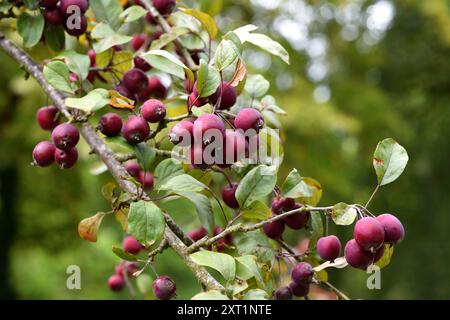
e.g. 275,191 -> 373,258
78,212 -> 106,242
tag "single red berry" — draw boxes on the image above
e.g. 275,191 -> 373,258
54,147 -> 78,169
140,99 -> 166,123
147,76 -> 168,99
116,262 -> 140,277
98,113 -> 122,137
123,235 -> 142,254
51,123 -> 79,151
223,129 -> 247,164
188,91 -> 206,109
262,219 -> 285,239
108,274 -> 125,292
64,15 -> 88,37
114,83 -> 134,100
122,116 -> 150,145
188,226 -> 207,241
376,214 -> 405,244
43,8 -> 64,25
354,217 -> 385,252
152,275 -> 177,300
137,171 -> 154,191
317,235 -> 341,261
152,0 -> 176,16
124,161 -> 141,177
273,286 -> 293,300
36,105 -> 59,130
33,141 -> 56,167
193,114 -> 226,145
39,0 -> 59,8
168,120 -> 194,146
214,226 -> 232,245
123,68 -> 149,94
60,0 -> 89,15
344,239 -> 374,269
221,183 -> 240,209
288,281 -> 310,298
134,57 -> 151,72
131,33 -> 147,51
291,262 -> 314,284
145,12 -> 157,25
234,108 -> 264,133
209,82 -> 237,110
284,204 -> 309,230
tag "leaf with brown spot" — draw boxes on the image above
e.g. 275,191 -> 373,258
229,59 -> 247,87
78,212 -> 106,242
109,90 -> 135,110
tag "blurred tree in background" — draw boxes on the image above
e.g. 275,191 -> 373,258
1,0 -> 449,299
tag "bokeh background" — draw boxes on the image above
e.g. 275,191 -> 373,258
1,0 -> 449,299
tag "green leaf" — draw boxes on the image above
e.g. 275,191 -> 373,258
245,74 -> 270,98
96,49 -> 133,81
191,290 -> 229,300
190,250 -> 236,281
17,12 -> 44,48
191,103 -> 213,117
246,33 -> 290,64
373,138 -> 409,186
59,50 -> 90,81
233,24 -> 259,43
134,143 -> 156,172
91,23 -> 115,39
199,0 -> 223,16
180,8 -> 218,39
310,211 -> 323,249
331,203 -> 357,226
176,191 -> 214,235
154,159 -> 184,189
78,212 -> 106,242
243,289 -> 269,300
159,174 -> 208,193
235,255 -> 265,289
23,0 -> 38,9
93,33 -> 133,54
90,0 -> 123,31
127,201 -> 166,246
65,88 -> 110,112
112,245 -> 138,261
298,177 -> 323,206
234,230 -> 274,263
196,60 -> 221,98
215,38 -> 240,71
241,200 -> 271,220
141,50 -> 188,79
281,169 -> 315,198
43,61 -> 74,94
375,244 -> 395,269
120,5 -> 146,23
44,24 -> 65,52
150,27 -> 190,50
235,165 -> 277,208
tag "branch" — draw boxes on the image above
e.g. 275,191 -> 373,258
0,32 -> 222,292
140,0 -> 197,70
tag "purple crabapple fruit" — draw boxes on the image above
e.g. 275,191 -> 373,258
221,183 -> 240,209
188,144 -> 207,169
131,33 -> 147,51
108,274 -> 125,292
146,12 -> 157,25
64,15 -> 87,37
54,147 -> 78,169
39,0 -> 58,8
344,239 -> 374,269
152,0 -> 176,16
51,123 -> 79,151
140,99 -> 166,123
147,76 -> 167,100
273,286 -> 293,300
122,116 -> 150,145
36,105 -> 59,130
376,214 -> 405,244
124,161 -> 141,177
123,68 -> 148,94
262,219 -> 285,239
133,57 -> 151,72
32,141 -> 56,167
284,204 -> 310,230
114,83 -> 134,100
209,82 -> 237,110
223,129 -> 247,163
98,113 -> 122,137
234,108 -> 264,133
214,226 -> 233,245
168,120 -> 194,146
272,197 -> 295,215
59,0 -> 89,15
123,235 -> 142,254
291,262 -> 314,284
188,226 -> 207,242
152,275 -> 177,300
43,8 -> 64,25
115,262 -> 140,277
288,281 -> 310,298
188,92 -> 204,109
354,217 -> 385,251
137,171 -> 154,191
317,235 -> 341,261
193,114 -> 225,145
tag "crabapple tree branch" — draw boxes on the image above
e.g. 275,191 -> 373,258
0,32 -> 223,292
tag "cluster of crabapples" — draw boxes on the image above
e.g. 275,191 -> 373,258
107,235 -> 176,300
38,0 -> 89,36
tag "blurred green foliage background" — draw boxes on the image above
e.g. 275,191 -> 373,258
1,0 -> 450,299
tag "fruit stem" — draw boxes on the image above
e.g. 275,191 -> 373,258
365,184 -> 380,208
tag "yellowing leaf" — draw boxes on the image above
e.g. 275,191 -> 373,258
109,90 -> 135,110
78,212 -> 106,242
180,8 -> 218,39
